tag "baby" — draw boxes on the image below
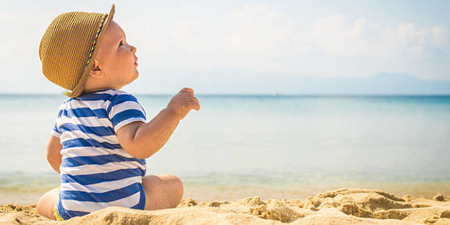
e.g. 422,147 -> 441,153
36,4 -> 200,220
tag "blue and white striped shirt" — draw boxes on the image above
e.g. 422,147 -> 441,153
51,89 -> 147,219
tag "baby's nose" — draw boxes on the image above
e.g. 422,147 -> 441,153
130,45 -> 137,53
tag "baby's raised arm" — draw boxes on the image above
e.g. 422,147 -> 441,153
117,88 -> 200,159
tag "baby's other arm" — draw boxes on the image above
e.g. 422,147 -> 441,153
46,135 -> 62,173
117,88 -> 200,159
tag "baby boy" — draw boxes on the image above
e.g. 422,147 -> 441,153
36,4 -> 200,220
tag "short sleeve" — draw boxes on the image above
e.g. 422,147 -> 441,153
50,107 -> 63,138
107,93 -> 147,132
50,122 -> 61,138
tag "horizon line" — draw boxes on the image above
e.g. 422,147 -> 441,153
1,92 -> 450,97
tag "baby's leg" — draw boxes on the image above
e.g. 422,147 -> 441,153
142,174 -> 183,210
37,187 -> 59,220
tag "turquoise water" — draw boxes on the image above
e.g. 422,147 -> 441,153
1,94 -> 450,203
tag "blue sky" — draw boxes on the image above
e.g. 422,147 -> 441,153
0,0 -> 449,94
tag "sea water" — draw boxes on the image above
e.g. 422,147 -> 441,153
1,94 -> 450,203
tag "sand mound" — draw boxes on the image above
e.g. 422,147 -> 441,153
1,188 -> 449,224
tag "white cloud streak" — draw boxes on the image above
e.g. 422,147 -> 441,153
0,3 -> 449,93
432,26 -> 449,48
127,4 -> 448,77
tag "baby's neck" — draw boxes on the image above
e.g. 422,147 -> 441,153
84,78 -> 122,95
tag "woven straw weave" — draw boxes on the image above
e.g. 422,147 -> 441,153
39,5 -> 115,97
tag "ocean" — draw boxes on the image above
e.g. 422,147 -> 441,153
1,94 -> 450,204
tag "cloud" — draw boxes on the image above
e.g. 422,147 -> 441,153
227,4 -> 309,56
309,15 -> 439,57
1,3 -> 449,93
136,5 -> 448,71
431,26 -> 449,48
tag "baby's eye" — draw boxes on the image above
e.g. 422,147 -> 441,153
119,41 -> 124,47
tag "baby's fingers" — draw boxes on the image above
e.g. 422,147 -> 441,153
189,97 -> 201,111
180,87 -> 194,94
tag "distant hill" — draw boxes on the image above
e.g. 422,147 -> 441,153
129,68 -> 450,95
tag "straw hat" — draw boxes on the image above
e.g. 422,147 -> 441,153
39,4 -> 115,98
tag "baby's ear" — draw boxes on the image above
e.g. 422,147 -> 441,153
89,59 -> 103,78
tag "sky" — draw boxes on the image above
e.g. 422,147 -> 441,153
0,0 -> 449,94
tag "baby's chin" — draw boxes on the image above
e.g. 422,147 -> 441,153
132,71 -> 139,82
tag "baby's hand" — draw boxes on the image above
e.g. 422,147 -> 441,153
167,88 -> 201,120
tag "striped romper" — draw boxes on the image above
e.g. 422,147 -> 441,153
51,89 -> 147,220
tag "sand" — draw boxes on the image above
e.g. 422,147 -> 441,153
1,188 -> 450,225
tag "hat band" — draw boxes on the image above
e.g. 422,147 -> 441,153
84,14 -> 107,69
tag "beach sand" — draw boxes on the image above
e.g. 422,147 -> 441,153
1,188 -> 450,225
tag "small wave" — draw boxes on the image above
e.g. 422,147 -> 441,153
0,172 -> 60,192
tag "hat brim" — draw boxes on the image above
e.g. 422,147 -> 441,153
68,4 -> 116,98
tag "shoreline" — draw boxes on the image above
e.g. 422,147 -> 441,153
1,188 -> 449,224
2,181 -> 450,205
